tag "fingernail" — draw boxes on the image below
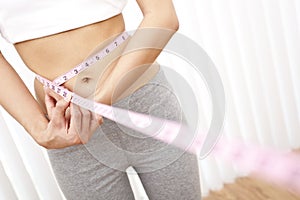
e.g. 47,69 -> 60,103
99,116 -> 103,124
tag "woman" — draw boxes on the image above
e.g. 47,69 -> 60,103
0,0 -> 201,199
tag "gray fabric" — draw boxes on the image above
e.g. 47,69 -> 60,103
47,67 -> 201,200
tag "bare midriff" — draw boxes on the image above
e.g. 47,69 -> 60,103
14,14 -> 159,113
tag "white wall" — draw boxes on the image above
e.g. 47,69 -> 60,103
0,0 -> 299,199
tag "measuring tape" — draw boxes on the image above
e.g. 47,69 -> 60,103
36,32 -> 300,195
52,32 -> 130,86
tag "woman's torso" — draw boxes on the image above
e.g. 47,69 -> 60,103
14,14 -> 159,113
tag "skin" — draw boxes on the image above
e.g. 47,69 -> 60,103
0,0 -> 179,149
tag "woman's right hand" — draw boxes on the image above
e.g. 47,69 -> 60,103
36,87 -> 103,149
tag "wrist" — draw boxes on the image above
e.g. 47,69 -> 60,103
25,114 -> 48,145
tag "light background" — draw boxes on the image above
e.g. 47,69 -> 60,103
0,0 -> 300,199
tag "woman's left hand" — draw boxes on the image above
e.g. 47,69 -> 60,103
35,87 -> 103,149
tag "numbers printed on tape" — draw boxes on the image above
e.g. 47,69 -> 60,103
53,32 -> 129,86
35,31 -> 300,195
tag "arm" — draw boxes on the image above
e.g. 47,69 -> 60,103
0,52 -> 48,138
94,0 -> 179,104
0,52 -> 101,148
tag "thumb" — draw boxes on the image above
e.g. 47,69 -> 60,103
44,86 -> 63,102
44,87 -> 55,118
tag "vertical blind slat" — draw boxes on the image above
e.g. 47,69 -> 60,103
196,0 -> 241,187
245,0 -> 290,149
262,0 -> 300,149
0,161 -> 18,200
229,0 -> 275,147
277,0 -> 300,148
0,111 -> 39,199
212,0 -> 261,145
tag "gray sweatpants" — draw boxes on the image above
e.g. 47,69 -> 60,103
47,67 -> 201,200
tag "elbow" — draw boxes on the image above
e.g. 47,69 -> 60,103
160,11 -> 180,31
166,15 -> 179,31
159,5 -> 179,31
144,11 -> 179,31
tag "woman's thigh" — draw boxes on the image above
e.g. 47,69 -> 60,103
47,66 -> 201,199
137,152 -> 201,200
47,131 -> 135,200
112,67 -> 201,198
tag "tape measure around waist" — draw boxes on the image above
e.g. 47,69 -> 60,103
52,32 -> 130,86
36,74 -> 300,195
35,31 -> 300,195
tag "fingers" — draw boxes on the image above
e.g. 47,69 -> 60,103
69,103 -> 102,144
44,86 -> 63,102
88,116 -> 102,140
77,106 -> 99,144
51,98 -> 70,128
91,113 -> 103,132
70,104 -> 82,134
80,106 -> 92,137
44,90 -> 55,118
91,112 -> 103,125
43,85 -> 103,147
65,107 -> 71,128
44,87 -> 67,119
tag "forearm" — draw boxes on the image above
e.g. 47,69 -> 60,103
0,53 -> 48,140
95,0 -> 179,104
